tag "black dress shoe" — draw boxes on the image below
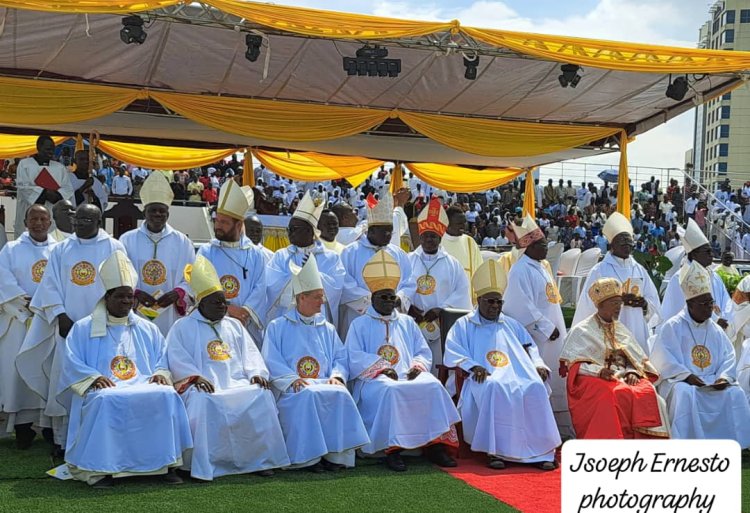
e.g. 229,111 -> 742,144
320,459 -> 344,471
93,476 -> 114,489
255,469 -> 275,477
306,462 -> 326,473
162,469 -> 184,485
425,445 -> 457,468
385,452 -> 407,472
14,423 -> 36,450
488,457 -> 506,470
41,427 -> 54,446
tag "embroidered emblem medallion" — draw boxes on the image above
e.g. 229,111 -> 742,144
486,350 -> 509,368
71,261 -> 96,286
207,340 -> 232,361
297,356 -> 320,378
110,355 -> 137,380
416,274 -> 436,296
31,259 -> 48,283
142,259 -> 167,286
691,345 -> 711,370
220,274 -> 240,299
545,282 -> 562,304
377,344 -> 400,365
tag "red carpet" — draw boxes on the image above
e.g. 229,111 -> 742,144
442,455 -> 560,513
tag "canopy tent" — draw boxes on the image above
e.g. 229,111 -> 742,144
0,1 -> 748,214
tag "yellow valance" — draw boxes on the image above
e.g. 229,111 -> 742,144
97,140 -> 237,170
4,1 -> 750,73
0,134 -> 69,159
405,163 -> 524,193
253,150 -> 382,188
398,111 -> 621,158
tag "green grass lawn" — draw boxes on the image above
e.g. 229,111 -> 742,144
0,438 -> 519,513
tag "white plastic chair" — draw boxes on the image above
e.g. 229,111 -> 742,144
545,242 -> 564,277
661,246 -> 685,294
557,248 -> 581,276
574,248 -> 601,277
556,248 -> 582,307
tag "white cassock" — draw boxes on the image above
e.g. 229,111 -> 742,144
14,157 -> 74,238
738,339 -> 750,402
16,230 -> 125,445
440,234 -> 484,290
407,247 -> 472,369
259,245 -> 275,266
346,308 -> 460,454
57,313 -> 193,485
503,254 -> 572,436
166,311 -> 289,480
0,233 -> 56,433
265,242 -> 346,328
339,239 -> 416,339
196,236 -> 267,341
661,267 -> 733,326
262,310 -> 370,467
120,224 -> 195,335
572,253 -> 661,354
444,310 -> 561,462
651,308 -> 750,447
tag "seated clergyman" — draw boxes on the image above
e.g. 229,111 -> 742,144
651,262 -> 750,446
167,256 -> 290,481
444,259 -> 560,470
346,250 -> 460,472
560,277 -> 670,440
57,251 -> 193,487
262,257 -> 370,471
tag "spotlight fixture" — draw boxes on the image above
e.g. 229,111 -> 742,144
463,54 -> 479,80
558,64 -> 582,88
343,45 -> 401,78
245,34 -> 263,62
120,15 -> 147,45
665,75 -> 689,101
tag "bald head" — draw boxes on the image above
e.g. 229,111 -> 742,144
52,200 -> 75,233
244,214 -> 263,245
74,203 -> 102,239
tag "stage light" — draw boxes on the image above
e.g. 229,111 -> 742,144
245,34 -> 263,62
558,64 -> 582,88
343,45 -> 401,78
666,75 -> 689,101
463,54 -> 479,80
120,15 -> 147,45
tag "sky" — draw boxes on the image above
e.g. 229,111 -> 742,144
266,0 -> 717,172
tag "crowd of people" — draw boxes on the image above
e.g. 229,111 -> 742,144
1,136 -> 750,490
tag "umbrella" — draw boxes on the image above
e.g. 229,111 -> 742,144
597,169 -> 619,183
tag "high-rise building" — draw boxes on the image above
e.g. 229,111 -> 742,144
692,0 -> 750,187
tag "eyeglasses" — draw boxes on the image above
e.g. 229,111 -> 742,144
480,298 -> 504,306
692,298 -> 715,307
376,294 -> 398,302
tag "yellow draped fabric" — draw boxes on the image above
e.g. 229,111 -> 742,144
263,227 -> 291,251
398,111 -> 621,158
209,0 -> 455,39
0,134 -> 69,159
4,1 -> 750,73
253,150 -> 381,187
243,149 -> 254,187
463,27 -> 750,73
96,140 -> 236,170
0,76 -> 144,125
151,91 -> 389,142
390,165 -> 404,194
0,1 -> 179,13
523,169 -> 536,220
616,131 -> 631,219
404,163 -> 523,193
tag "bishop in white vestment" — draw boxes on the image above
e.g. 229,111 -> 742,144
573,213 -> 661,354
339,194 -> 416,339
121,172 -> 195,335
197,181 -> 266,340
57,251 -> 192,487
17,204 -> 125,449
263,257 -> 369,470
346,251 -> 460,472
408,198 -> 472,370
503,215 -> 572,437
444,259 -> 560,469
661,219 -> 732,330
167,256 -> 289,480
651,261 -> 750,447
266,192 -> 347,327
0,206 -> 55,446
14,136 -> 74,238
